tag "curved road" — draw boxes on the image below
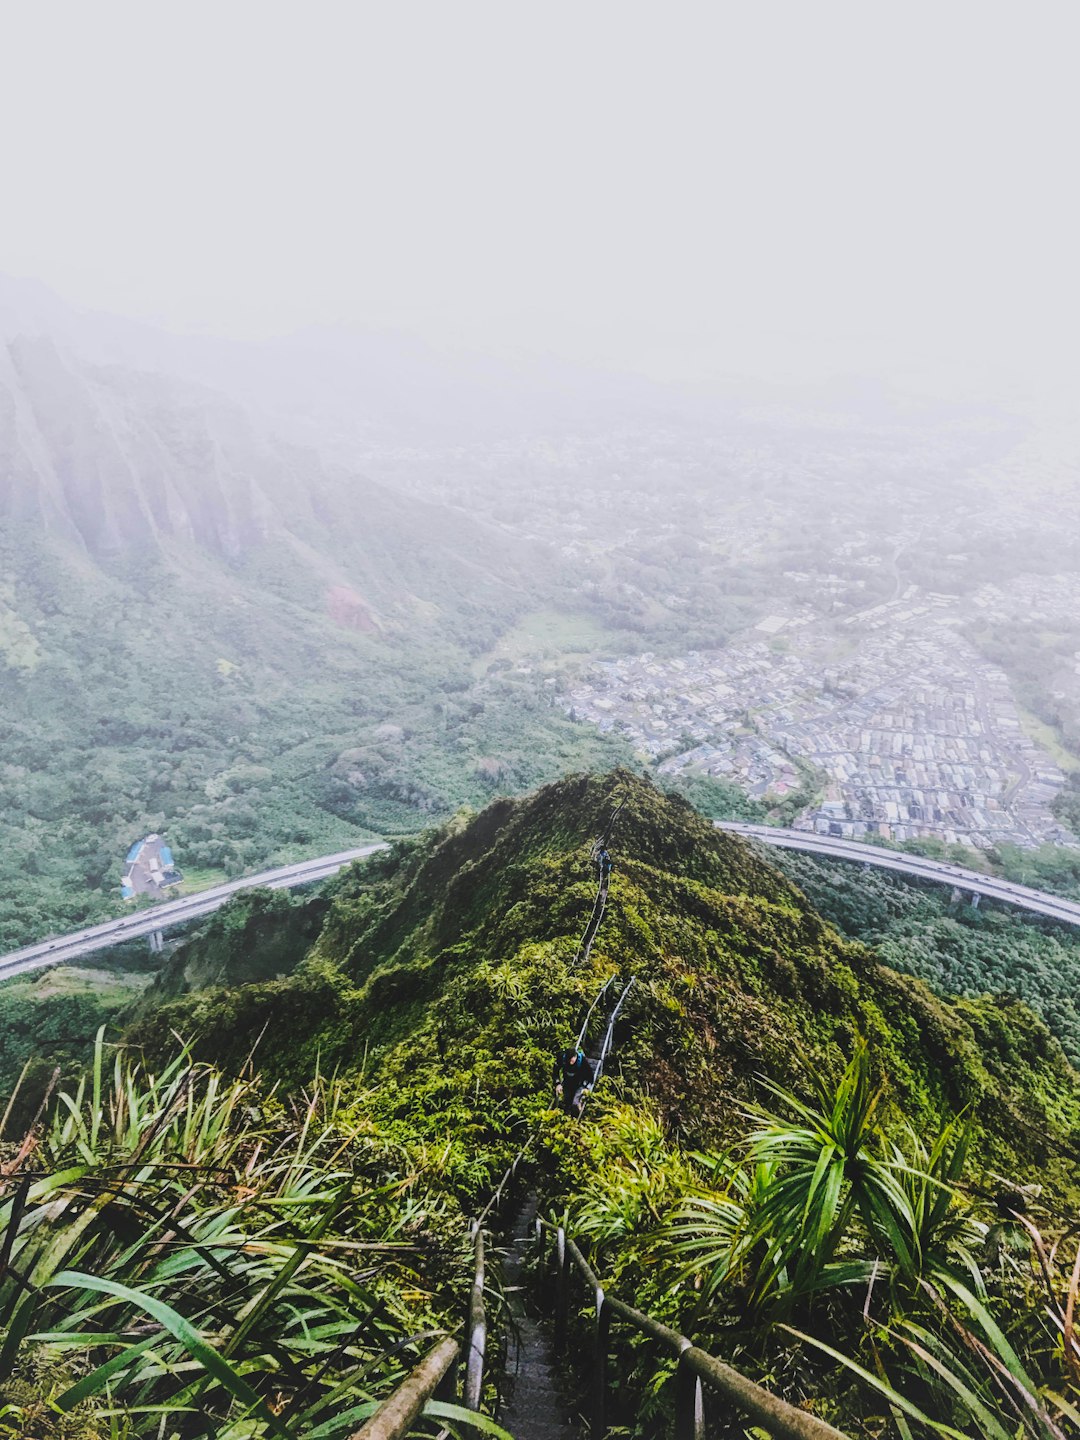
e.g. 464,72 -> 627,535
0,845 -> 387,982
715,822 -> 1080,928
6,823 -> 1080,984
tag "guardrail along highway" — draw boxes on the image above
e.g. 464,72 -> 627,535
0,844 -> 388,982
6,821 -> 1080,985
715,822 -> 1080,929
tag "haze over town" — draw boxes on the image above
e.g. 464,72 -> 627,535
2,1 -> 1080,949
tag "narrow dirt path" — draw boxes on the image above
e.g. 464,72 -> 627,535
499,1195 -> 580,1440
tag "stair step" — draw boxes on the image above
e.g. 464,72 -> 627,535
499,1193 -> 580,1438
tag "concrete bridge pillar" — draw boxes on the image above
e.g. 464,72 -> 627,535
951,889 -> 981,910
148,930 -> 164,954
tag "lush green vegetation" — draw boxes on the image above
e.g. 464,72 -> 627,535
0,522 -> 631,951
5,771 -> 1079,1437
138,887 -> 331,1006
968,618 -> 1080,758
769,848 -> 1080,1067
474,607 -> 627,672
816,825 -> 1080,910
992,843 -> 1080,903
101,779 -> 1076,1263
126,773 -> 1080,1429
1053,772 -> 1080,837
0,965 -> 150,1107
659,769 -> 770,822
569,1049 -> 1080,1439
0,1036 -> 481,1440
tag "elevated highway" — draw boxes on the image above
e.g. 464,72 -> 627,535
6,821 -> 1080,987
0,844 -> 387,982
715,822 -> 1080,929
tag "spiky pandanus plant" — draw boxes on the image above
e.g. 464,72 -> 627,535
659,1046 -> 1080,1439
0,1032 -> 484,1439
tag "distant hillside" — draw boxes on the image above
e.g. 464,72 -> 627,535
764,843 -> 1080,1065
0,295 -> 633,950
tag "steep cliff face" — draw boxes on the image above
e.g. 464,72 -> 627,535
0,276 -> 358,562
0,272 -> 552,625
1,335 -> 273,558
0,330 -> 536,603
0,293 -> 569,948
0,300 -> 554,682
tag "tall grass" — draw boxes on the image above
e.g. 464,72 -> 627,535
0,1032 -> 467,1439
650,1046 -> 1080,1438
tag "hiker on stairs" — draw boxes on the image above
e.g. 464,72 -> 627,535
552,1046 -> 596,1118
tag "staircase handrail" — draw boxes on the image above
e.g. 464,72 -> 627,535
347,1334 -> 460,1440
473,1141 -> 531,1229
537,1217 -> 851,1440
344,1224 -> 492,1439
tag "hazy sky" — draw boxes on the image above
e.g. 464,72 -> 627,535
1,2 -> 1077,392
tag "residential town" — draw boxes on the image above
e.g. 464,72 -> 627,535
563,586 -> 1079,851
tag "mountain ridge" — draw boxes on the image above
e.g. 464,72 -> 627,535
129,770 -> 1080,1192
10,769 -> 1080,1437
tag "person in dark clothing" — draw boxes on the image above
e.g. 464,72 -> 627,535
597,848 -> 613,881
553,1046 -> 596,1117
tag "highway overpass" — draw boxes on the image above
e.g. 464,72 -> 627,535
0,844 -> 388,982
715,822 -> 1080,929
6,823 -> 1080,986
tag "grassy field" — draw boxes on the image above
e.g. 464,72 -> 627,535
475,607 -> 624,673
1017,703 -> 1080,772
176,866 -> 231,895
0,964 -> 151,1006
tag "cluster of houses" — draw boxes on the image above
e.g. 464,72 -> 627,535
563,588 -> 1078,851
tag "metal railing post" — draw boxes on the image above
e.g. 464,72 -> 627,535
349,1336 -> 460,1440
675,1345 -> 705,1440
592,1287 -> 610,1439
463,1227 -> 486,1411
681,1346 -> 849,1440
554,1226 -> 569,1354
533,1216 -> 850,1440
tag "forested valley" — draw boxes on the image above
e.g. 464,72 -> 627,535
770,846 -> 1080,1066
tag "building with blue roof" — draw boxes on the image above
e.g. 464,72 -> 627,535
121,835 -> 183,900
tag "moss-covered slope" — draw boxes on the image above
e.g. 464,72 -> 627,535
138,886 -> 330,1005
127,769 -> 1080,1201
